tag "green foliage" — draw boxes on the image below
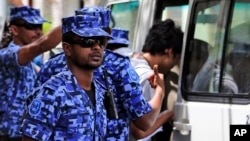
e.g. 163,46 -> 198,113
42,20 -> 52,34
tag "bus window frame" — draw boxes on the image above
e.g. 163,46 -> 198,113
179,0 -> 250,105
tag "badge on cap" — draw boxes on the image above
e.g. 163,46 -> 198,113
29,99 -> 42,116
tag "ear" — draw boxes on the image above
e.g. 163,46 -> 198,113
62,42 -> 72,57
9,25 -> 18,36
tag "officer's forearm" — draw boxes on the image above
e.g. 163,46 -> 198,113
18,26 -> 62,65
8,0 -> 23,6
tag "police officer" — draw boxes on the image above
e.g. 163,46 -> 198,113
106,27 -> 131,51
0,6 -> 61,141
31,6 -> 165,141
21,14 -> 111,141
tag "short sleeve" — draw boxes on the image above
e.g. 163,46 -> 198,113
116,60 -> 152,121
21,88 -> 60,141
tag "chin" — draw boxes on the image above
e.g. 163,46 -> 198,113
91,63 -> 102,69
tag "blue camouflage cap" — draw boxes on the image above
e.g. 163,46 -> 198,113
108,28 -> 131,45
62,15 -> 112,38
10,6 -> 49,24
75,6 -> 111,28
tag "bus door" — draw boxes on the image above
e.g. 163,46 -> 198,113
173,0 -> 250,141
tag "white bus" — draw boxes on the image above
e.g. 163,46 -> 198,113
173,0 -> 250,141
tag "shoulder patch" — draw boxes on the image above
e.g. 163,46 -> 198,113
128,68 -> 139,81
29,99 -> 42,116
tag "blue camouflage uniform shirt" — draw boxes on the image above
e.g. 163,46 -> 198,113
21,69 -> 107,141
0,42 -> 36,138
32,49 -> 152,141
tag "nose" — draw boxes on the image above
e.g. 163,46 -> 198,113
34,28 -> 43,36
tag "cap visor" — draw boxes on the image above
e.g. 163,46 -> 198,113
72,28 -> 112,38
24,16 -> 51,24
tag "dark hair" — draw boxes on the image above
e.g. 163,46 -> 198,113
191,39 -> 209,62
0,21 -> 12,49
62,31 -> 78,43
9,18 -> 24,26
142,19 -> 184,56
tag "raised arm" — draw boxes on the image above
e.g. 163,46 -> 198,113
18,26 -> 62,65
132,65 -> 165,131
8,0 -> 24,6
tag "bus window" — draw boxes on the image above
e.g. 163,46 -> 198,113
173,1 -> 250,141
108,1 -> 139,48
227,2 -> 250,94
182,1 -> 237,94
181,0 -> 250,101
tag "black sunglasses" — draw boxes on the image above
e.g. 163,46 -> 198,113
14,22 -> 42,30
70,38 -> 106,48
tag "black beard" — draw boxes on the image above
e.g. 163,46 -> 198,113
72,57 -> 102,70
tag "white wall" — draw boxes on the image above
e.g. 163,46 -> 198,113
0,0 -> 8,40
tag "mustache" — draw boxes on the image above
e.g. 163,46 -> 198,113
89,51 -> 102,57
33,33 -> 42,39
